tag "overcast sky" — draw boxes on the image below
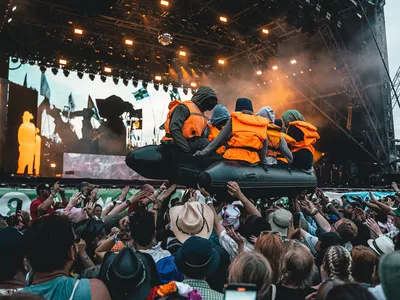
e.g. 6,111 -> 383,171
385,0 -> 400,137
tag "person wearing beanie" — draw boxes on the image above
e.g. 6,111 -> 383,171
208,104 -> 230,155
257,106 -> 293,166
161,86 -> 218,153
194,98 -> 269,165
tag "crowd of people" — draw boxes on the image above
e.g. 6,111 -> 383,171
0,179 -> 400,300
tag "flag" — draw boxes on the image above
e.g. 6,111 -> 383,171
87,95 -> 101,122
169,90 -> 181,101
68,93 -> 76,112
23,74 -> 27,87
40,73 -> 51,100
133,87 -> 149,101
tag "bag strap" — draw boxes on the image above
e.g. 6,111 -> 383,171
270,284 -> 276,300
69,279 -> 80,300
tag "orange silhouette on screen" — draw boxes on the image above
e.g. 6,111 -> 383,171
17,111 -> 36,174
34,128 -> 41,175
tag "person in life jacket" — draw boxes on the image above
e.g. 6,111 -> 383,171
256,106 -> 293,166
207,104 -> 230,155
282,110 -> 320,171
274,118 -> 296,167
194,98 -> 269,165
161,86 -> 218,153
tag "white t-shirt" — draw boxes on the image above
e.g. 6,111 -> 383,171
219,230 -> 254,262
139,242 -> 171,263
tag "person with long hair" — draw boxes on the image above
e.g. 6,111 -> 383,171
255,233 -> 284,283
321,246 -> 353,282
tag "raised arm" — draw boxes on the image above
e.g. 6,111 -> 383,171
194,119 -> 232,156
227,181 -> 261,217
38,181 -> 60,215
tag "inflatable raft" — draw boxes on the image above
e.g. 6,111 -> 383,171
126,145 -> 317,198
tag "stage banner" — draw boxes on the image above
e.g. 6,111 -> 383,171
0,188 -> 184,217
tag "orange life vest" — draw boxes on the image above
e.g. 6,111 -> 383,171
223,112 -> 269,164
208,124 -> 225,155
277,132 -> 296,164
266,123 -> 282,158
287,121 -> 320,156
162,100 -> 207,141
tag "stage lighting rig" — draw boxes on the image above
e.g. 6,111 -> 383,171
59,59 -> 67,65
183,87 -> 188,95
163,84 -> 169,92
142,81 -> 148,89
89,74 -> 95,81
63,69 -> 70,77
132,80 -> 138,88
40,66 -> 46,73
100,75 -> 107,82
113,77 -> 119,85
11,57 -> 18,63
51,68 -> 58,75
77,71 -> 84,79
154,82 -> 160,91
123,78 -> 129,86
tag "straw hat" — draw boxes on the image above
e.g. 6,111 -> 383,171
169,202 -> 214,243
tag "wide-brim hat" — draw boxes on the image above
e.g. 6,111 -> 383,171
367,235 -> 395,257
169,202 -> 214,243
98,248 -> 153,300
268,209 -> 292,237
175,236 -> 220,279
379,251 -> 400,300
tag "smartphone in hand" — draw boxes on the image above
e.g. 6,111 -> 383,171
224,283 -> 257,300
293,212 -> 301,229
16,199 -> 23,215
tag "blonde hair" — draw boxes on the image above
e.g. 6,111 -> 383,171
280,242 -> 314,288
228,252 -> 273,300
255,233 -> 284,283
322,245 -> 353,282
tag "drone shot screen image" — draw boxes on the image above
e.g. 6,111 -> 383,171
7,61 -> 186,178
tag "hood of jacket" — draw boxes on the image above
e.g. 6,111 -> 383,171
257,106 -> 275,123
211,104 -> 230,127
191,86 -> 218,112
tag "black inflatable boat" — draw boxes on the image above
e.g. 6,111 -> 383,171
126,145 -> 317,198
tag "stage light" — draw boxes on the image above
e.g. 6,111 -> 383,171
220,16 -> 228,23
290,59 -> 297,65
113,77 -> 119,85
40,66 -> 46,73
123,78 -> 129,86
59,59 -> 67,65
301,70 -> 304,74
160,0 -> 169,6
50,163 -> 56,168
12,6 -> 17,12
89,74 -> 95,81
158,31 -> 173,46
262,29 -> 269,34
293,73 -> 296,76
77,71 -> 84,79
309,68 -> 312,72
100,75 -> 106,83
142,82 -> 148,89
125,39 -> 133,45
256,70 -> 262,75
63,69 -> 70,77
51,68 -> 58,75
154,83 -> 160,91
11,57 -> 18,63
183,88 -> 188,95
29,60 -> 35,66
155,75 -> 162,81
179,51 -> 186,57
104,66 -> 112,73
133,80 -> 138,87
7,18 -> 12,23
190,82 -> 197,88
74,28 -> 83,35
218,59 -> 225,65
272,65 -> 278,70
163,84 -> 168,92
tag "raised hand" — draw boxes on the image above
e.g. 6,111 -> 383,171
366,218 -> 383,236
227,181 -> 244,200
53,181 -> 60,193
68,192 -> 83,208
157,184 -> 177,202
300,199 -> 316,216
197,184 -> 211,198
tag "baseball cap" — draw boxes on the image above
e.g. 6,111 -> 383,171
218,204 -> 241,230
36,183 -> 51,194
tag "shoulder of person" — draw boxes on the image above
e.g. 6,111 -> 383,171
89,278 -> 111,300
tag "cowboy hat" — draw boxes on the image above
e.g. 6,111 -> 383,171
368,235 -> 395,257
169,202 -> 213,243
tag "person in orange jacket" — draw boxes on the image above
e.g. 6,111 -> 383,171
282,110 -> 320,171
194,98 -> 269,165
256,106 -> 293,166
161,86 -> 218,153
207,104 -> 230,155
274,119 -> 296,167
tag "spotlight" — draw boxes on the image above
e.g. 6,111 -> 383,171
158,31 -> 173,46
40,66 -> 46,73
262,29 -> 269,34
74,28 -> 83,35
51,68 -> 58,75
218,59 -> 225,65
142,81 -> 148,89
132,80 -> 138,88
154,83 -> 160,91
125,39 -> 133,45
11,57 -> 18,63
104,67 -> 112,73
50,163 -> 56,168
219,16 -> 228,23
123,78 -> 129,86
272,66 -> 278,70
160,0 -> 169,6
89,74 -> 95,81
77,71 -> 84,79
113,77 -> 119,85
301,71 -> 304,74
290,59 -> 297,65
163,84 -> 168,92
256,70 -> 262,75
155,75 -> 162,81
190,82 -> 197,88
12,6 -> 17,12
309,68 -> 312,72
183,88 -> 188,95
100,75 -> 106,83
179,51 -> 186,57
7,18 -> 12,23
59,59 -> 67,65
63,69 -> 70,77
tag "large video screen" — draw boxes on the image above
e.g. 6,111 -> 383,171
8,59 -> 191,178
